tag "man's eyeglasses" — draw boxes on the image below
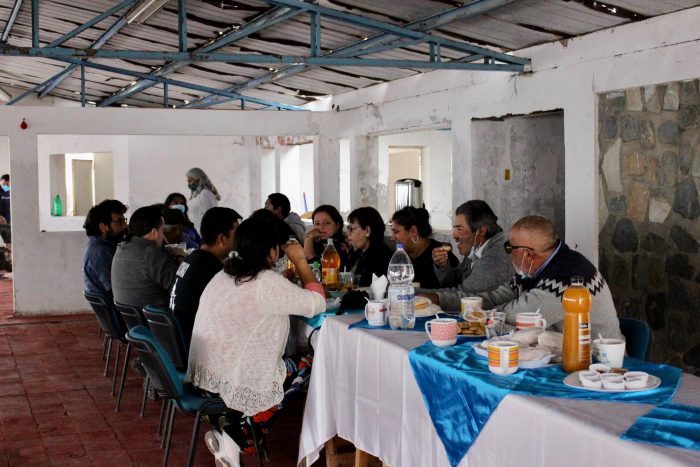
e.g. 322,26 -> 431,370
111,217 -> 127,226
503,240 -> 534,254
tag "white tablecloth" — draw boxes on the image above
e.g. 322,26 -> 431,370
298,315 -> 700,467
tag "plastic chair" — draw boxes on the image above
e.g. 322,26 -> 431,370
143,305 -> 189,371
126,325 -> 228,467
83,291 -> 128,397
113,302 -> 150,413
619,317 -> 653,361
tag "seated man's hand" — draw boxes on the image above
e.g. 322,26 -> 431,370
432,247 -> 449,269
418,292 -> 439,306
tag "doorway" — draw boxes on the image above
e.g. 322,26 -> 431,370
0,136 -> 13,321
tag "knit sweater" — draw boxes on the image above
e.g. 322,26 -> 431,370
479,242 -> 622,340
431,231 -> 515,311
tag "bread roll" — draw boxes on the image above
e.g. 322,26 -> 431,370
510,328 -> 544,346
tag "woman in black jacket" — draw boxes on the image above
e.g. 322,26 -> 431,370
346,207 -> 393,287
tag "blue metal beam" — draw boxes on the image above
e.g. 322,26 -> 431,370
46,0 -> 137,48
41,57 -> 306,110
184,0 -> 521,109
0,45 -> 526,71
31,0 -> 38,47
4,75 -> 54,105
178,0 -> 187,52
80,63 -> 86,107
310,11 -> 321,57
261,0 -> 528,65
1,0 -> 23,43
97,6 -> 303,107
163,81 -> 168,108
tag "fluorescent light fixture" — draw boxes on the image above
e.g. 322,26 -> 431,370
127,0 -> 170,25
0,87 -> 11,102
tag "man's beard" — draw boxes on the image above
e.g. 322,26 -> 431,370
108,232 -> 125,244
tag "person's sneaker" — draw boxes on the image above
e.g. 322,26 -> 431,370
131,358 -> 147,377
205,430 -> 240,467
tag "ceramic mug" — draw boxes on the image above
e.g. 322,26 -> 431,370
592,338 -> 626,368
515,312 -> 547,330
488,341 -> 519,375
364,299 -> 388,326
424,318 -> 458,347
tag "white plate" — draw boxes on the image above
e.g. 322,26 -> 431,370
563,371 -> 661,393
471,344 -> 554,369
415,303 -> 441,318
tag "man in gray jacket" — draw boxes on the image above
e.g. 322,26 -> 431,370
421,200 -> 514,311
265,192 -> 306,243
111,205 -> 179,309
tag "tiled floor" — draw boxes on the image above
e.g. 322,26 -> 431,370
0,278 -> 313,466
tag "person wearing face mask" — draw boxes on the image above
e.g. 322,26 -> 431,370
419,200 -> 514,310
82,199 -> 129,299
479,215 -> 623,340
165,192 -> 202,249
111,205 -> 179,309
186,167 -> 221,232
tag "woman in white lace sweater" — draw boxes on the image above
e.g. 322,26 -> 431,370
187,216 -> 325,464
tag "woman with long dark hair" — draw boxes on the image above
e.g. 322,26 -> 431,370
303,204 -> 350,269
346,206 -> 393,286
187,216 -> 325,464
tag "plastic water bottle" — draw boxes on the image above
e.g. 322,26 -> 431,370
387,243 -> 415,329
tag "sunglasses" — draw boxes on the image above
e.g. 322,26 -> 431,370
503,240 -> 535,254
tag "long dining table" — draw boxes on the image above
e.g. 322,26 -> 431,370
297,314 -> 700,467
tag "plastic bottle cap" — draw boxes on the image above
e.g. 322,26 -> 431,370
396,243 -> 404,249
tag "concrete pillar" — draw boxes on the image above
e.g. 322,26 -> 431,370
313,135 -> 340,208
349,135 -> 379,211
245,136 -> 262,215
452,121 -> 473,210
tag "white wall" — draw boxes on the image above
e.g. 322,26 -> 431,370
318,6 -> 700,263
0,136 -> 9,176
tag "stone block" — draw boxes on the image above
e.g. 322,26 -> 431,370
649,197 -> 671,224
620,115 -> 640,142
625,88 -> 643,111
605,92 -> 626,114
598,177 -> 608,232
684,343 -> 700,369
663,82 -> 681,110
645,293 -> 666,330
681,80 -> 700,105
649,257 -> 666,288
644,85 -> 661,113
679,105 -> 700,129
657,152 -> 678,187
601,138 -> 623,193
658,121 -> 680,144
665,254 -> 694,279
612,218 -> 638,253
612,255 -> 630,287
632,255 -> 649,289
626,181 -> 649,222
621,151 -> 645,176
599,251 -> 610,280
601,115 -> 617,139
670,225 -> 699,253
672,178 -> 700,220
668,312 -> 689,352
668,278 -> 691,310
679,128 -> 700,174
640,120 -> 656,148
608,195 -> 626,214
641,233 -> 667,255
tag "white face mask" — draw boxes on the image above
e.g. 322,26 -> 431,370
467,229 -> 482,261
515,253 -> 534,279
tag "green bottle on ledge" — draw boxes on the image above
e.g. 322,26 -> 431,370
51,194 -> 62,216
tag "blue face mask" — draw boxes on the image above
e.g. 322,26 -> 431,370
1,185 -> 9,193
170,204 -> 186,213
187,183 -> 198,191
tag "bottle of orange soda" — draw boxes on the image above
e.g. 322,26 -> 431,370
562,275 -> 592,373
321,238 -> 340,285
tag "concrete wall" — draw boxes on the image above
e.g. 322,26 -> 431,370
0,137 -> 9,176
472,113 -> 565,238
0,107 -> 323,315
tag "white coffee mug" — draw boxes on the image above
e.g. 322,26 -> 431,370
592,338 -> 626,368
424,318 -> 458,347
488,341 -> 519,375
515,312 -> 547,330
364,300 -> 388,326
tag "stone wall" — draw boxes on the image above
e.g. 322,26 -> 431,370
598,80 -> 700,374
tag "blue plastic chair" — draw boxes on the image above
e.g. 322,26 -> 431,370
143,305 -> 189,371
126,325 -> 228,467
619,317 -> 653,361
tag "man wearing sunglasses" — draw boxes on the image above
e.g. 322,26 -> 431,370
480,215 -> 622,339
421,200 -> 514,310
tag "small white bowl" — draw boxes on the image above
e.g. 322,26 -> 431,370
578,371 -> 600,384
624,371 -> 649,385
600,372 -> 621,380
602,377 -> 625,390
589,363 -> 611,373
624,378 -> 647,389
581,377 -> 603,389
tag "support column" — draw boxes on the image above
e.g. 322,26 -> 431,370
451,120 -> 473,210
313,135 -> 340,208
245,136 -> 262,216
349,135 -> 379,212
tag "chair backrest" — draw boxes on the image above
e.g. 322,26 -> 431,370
619,317 -> 653,361
84,291 -> 124,339
114,302 -> 148,331
143,305 -> 189,371
125,325 -> 184,399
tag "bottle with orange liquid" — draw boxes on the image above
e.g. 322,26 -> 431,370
562,275 -> 592,373
321,238 -> 340,286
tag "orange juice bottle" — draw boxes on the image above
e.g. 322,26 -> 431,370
321,238 -> 340,285
562,275 -> 592,373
